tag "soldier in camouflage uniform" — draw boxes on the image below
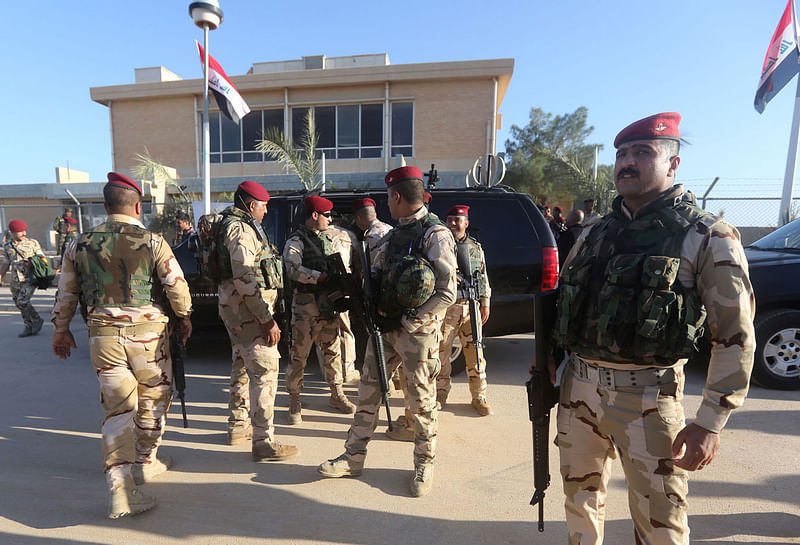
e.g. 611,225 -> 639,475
546,113 -> 755,545
283,196 -> 357,424
318,166 -> 456,498
0,220 -> 45,337
438,204 -> 492,415
217,181 -> 299,461
52,208 -> 78,257
51,172 -> 193,519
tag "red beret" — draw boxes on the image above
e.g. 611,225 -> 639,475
304,195 -> 333,213
8,220 -> 27,233
65,217 -> 78,224
614,112 -> 681,148
106,172 -> 142,196
446,205 -> 470,217
385,166 -> 423,187
237,180 -> 270,202
351,197 -> 376,211
423,191 -> 432,204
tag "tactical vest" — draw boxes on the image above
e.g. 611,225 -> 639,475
553,191 -> 709,366
216,207 -> 282,290
456,236 -> 487,300
73,221 -> 157,307
289,226 -> 334,294
378,212 -> 442,318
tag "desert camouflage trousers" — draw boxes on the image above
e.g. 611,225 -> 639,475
315,310 -> 358,378
437,301 -> 487,399
88,323 -> 172,491
287,293 -> 343,393
556,363 -> 689,545
220,303 -> 280,443
10,281 -> 40,327
344,326 -> 441,465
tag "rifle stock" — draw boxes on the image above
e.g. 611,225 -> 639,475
527,289 -> 559,531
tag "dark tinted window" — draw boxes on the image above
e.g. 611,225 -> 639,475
361,103 -> 383,146
315,106 -> 336,148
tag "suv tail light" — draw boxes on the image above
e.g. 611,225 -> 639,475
541,246 -> 559,291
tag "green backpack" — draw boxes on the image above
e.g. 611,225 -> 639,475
28,255 -> 56,289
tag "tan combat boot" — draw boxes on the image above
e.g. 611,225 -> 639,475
471,395 -> 493,416
252,439 -> 299,462
409,462 -> 434,497
318,453 -> 364,478
227,424 -> 253,445
344,369 -> 361,385
435,390 -> 448,410
288,393 -> 302,425
385,419 -> 414,442
108,475 -> 156,519
132,455 -> 172,485
329,385 -> 356,413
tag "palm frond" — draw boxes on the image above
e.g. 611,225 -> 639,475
132,149 -> 179,188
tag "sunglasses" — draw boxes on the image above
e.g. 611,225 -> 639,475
320,212 -> 332,218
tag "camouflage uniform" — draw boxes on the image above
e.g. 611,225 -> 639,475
555,186 -> 755,545
341,206 -> 456,469
51,214 -> 192,492
363,218 -> 392,264
53,215 -> 77,256
216,206 -> 284,444
437,233 -> 491,404
283,225 -> 358,398
1,237 -> 45,330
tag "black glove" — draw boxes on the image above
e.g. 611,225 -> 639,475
332,295 -> 352,313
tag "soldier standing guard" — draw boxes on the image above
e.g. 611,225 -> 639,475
53,208 -> 78,257
0,220 -> 45,337
51,172 -> 193,519
283,196 -> 357,424
546,112 -> 755,544
217,181 -> 298,461
318,166 -> 456,497
351,197 -> 392,262
438,205 -> 492,415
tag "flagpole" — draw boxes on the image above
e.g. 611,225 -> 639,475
202,25 -> 211,216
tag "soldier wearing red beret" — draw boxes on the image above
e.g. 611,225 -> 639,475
51,171 -> 193,518
319,165 -> 457,497
547,113 -> 756,544
283,195 -> 358,423
52,208 -> 79,257
0,219 -> 45,336
351,197 -> 392,262
214,180 -> 299,462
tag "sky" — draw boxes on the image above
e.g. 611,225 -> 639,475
2,0 -> 798,221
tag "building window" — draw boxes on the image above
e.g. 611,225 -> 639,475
207,102 -> 413,163
391,102 -> 413,158
290,103 -> 387,159
209,109 -> 285,164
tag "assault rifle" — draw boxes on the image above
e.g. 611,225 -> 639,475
455,240 -> 483,365
324,252 -> 360,313
357,240 -> 394,431
169,325 -> 189,428
526,289 -> 560,531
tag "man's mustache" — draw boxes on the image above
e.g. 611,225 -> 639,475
617,168 -> 639,181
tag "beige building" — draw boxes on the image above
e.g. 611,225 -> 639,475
90,53 -> 514,189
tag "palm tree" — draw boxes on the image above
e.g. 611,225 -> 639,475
256,109 -> 321,190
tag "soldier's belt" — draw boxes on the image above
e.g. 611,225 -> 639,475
88,323 -> 166,337
569,354 -> 676,389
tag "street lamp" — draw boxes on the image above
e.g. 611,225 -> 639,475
189,1 -> 223,216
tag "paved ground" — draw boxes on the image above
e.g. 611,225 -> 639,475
0,286 -> 798,545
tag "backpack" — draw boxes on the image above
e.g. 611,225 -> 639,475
28,255 -> 56,289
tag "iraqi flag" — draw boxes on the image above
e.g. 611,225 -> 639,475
196,41 -> 250,123
755,0 -> 800,113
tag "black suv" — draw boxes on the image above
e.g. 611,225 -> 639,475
174,185 -> 558,372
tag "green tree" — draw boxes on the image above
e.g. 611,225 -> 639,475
256,109 -> 322,190
504,106 -> 615,211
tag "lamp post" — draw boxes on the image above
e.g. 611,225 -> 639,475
189,1 -> 223,216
